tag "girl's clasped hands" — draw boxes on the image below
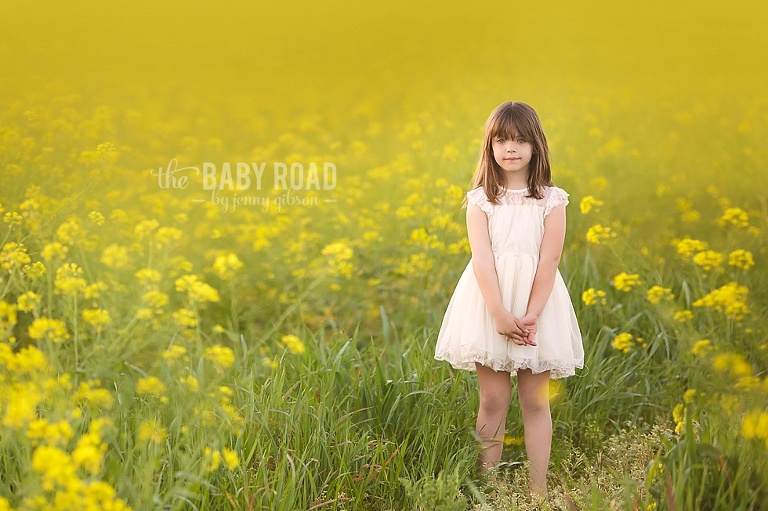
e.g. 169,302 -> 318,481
493,310 -> 538,346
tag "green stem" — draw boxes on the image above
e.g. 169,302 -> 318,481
73,294 -> 79,381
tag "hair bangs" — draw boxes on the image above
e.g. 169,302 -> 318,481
487,105 -> 533,141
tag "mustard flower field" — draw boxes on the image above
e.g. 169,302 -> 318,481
1,1 -> 767,510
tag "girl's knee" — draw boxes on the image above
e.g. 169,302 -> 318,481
519,391 -> 550,414
478,387 -> 511,413
517,374 -> 550,412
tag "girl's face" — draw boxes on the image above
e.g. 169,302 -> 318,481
491,133 -> 533,181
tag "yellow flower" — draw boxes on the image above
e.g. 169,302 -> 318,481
28,317 -> 70,343
155,226 -> 183,247
1,242 -> 31,271
41,241 -> 69,261
728,249 -> 754,270
99,243 -> 131,270
135,268 -> 162,285
2,383 -> 42,429
143,289 -> 169,310
14,346 -> 49,374
0,300 -> 18,329
447,238 -> 470,254
138,418 -> 169,444
675,198 -> 693,212
31,445 -> 76,491
180,375 -> 199,391
321,240 -> 355,278
222,447 -> 240,470
612,333 -> 633,353
54,262 -> 87,296
692,282 -> 749,320
719,207 -> 749,228
548,379 -> 564,403
409,227 -> 443,250
396,205 -> 416,219
173,308 -> 197,328
84,281 -> 108,299
736,376 -> 760,391
26,419 -> 75,447
680,210 -> 700,223
97,141 -> 119,162
692,250 -> 724,271
56,219 -> 84,244
162,345 -> 187,361
712,352 -> 753,378
673,403 -> 685,434
675,237 -> 708,258
89,210 -> 106,225
74,380 -> 115,409
73,430 -> 107,474
503,435 -> 524,446
612,272 -> 642,292
136,376 -> 166,396
683,389 -> 696,404
176,275 -> 221,303
211,252 -> 244,280
16,291 -> 41,312
691,339 -> 712,357
204,345 -> 236,368
741,410 -> 768,442
169,255 -> 194,275
23,261 -> 46,279
134,219 -> 160,238
82,308 -> 111,332
647,286 -> 674,304
203,446 -> 221,472
3,212 -> 22,225
585,224 -> 617,244
579,195 -> 604,214
581,288 -> 607,306
281,334 -> 306,355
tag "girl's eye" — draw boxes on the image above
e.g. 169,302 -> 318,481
496,138 -> 504,143
516,138 -> 525,144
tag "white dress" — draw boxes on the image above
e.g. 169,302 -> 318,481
434,185 -> 584,379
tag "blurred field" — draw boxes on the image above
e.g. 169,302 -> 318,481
1,1 -> 767,510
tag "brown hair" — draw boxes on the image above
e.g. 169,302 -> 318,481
464,101 -> 552,206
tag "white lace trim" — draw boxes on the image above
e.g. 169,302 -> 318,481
434,350 -> 583,380
543,187 -> 569,217
466,186 -> 569,217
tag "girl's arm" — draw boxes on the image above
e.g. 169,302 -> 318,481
466,203 -> 527,342
522,203 -> 567,331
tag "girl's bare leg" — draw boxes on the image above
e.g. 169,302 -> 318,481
517,368 -> 551,498
474,363 -> 511,472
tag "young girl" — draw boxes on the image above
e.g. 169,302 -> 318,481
434,101 -> 584,499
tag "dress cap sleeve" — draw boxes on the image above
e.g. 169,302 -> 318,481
466,187 -> 493,214
544,187 -> 569,217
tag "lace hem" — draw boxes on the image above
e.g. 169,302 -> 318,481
434,350 -> 583,380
